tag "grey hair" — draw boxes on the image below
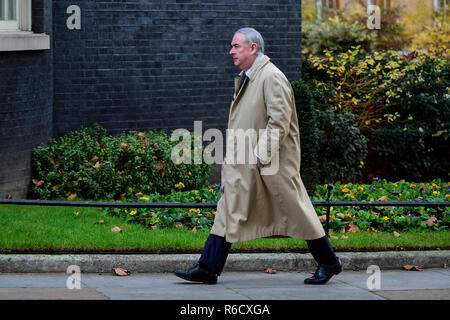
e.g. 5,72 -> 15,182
234,27 -> 264,54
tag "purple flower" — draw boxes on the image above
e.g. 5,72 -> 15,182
132,196 -> 138,200
214,185 -> 221,189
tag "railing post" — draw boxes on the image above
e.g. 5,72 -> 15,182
326,184 -> 333,237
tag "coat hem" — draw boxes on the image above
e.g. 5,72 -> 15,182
211,228 -> 326,244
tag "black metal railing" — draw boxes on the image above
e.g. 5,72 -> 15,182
1,185 -> 448,236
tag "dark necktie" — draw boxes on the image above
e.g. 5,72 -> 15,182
239,73 -> 247,90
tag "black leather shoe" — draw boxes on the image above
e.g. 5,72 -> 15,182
173,264 -> 218,284
304,258 -> 342,285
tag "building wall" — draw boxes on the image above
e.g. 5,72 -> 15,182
0,0 -> 53,199
51,0 -> 302,137
0,0 -> 303,198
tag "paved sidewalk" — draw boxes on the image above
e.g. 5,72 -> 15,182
0,268 -> 449,300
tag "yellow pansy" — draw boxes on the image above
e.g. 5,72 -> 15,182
129,210 -> 137,216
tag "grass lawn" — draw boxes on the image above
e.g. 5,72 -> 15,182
1,204 -> 449,253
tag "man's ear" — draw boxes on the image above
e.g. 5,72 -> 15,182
250,43 -> 258,54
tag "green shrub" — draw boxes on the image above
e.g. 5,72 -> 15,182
302,48 -> 449,182
292,80 -> 320,194
410,14 -> 450,51
292,78 -> 368,184
302,16 -> 376,56
316,107 -> 368,184
30,124 -> 211,200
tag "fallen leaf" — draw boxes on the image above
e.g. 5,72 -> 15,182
6,194 -> 12,199
403,265 -> 423,271
138,132 -> 146,138
426,216 -> 437,227
192,227 -> 197,233
264,268 -> 277,274
341,235 -> 349,239
393,231 -> 401,237
157,160 -> 166,177
152,142 -> 159,149
395,246 -> 405,251
141,137 -> 149,148
367,227 -> 379,232
418,183 -> 426,194
94,220 -> 105,224
336,213 -> 346,219
444,263 -> 448,269
121,142 -> 130,153
378,195 -> 388,201
302,48 -> 311,55
344,224 -> 360,233
67,193 -> 77,200
111,226 -> 122,233
318,215 -> 327,223
330,236 -> 338,240
32,179 -> 45,187
92,155 -> 99,162
112,268 -> 131,276
93,161 -> 101,169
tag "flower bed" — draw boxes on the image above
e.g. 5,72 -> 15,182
312,178 -> 449,232
106,179 -> 449,233
106,184 -> 221,231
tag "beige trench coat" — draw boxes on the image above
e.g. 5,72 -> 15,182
210,55 -> 325,243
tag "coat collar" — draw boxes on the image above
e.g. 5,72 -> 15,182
233,55 -> 271,95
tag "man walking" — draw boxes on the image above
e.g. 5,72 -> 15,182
173,27 -> 342,285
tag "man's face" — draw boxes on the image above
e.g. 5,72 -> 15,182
229,33 -> 258,71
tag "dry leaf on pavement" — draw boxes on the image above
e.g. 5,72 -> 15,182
403,265 -> 423,271
112,268 -> 131,276
264,268 -> 277,274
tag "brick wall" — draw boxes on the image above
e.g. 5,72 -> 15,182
0,0 -> 302,198
0,0 -> 53,198
52,0 -> 302,137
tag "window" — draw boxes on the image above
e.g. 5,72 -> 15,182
0,0 -> 17,31
0,0 -> 49,51
433,0 -> 448,13
367,0 -> 391,10
0,0 -> 31,31
324,0 -> 340,12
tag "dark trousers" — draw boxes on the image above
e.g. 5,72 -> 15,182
199,234 -> 338,276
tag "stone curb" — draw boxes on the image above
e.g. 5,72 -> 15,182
0,251 -> 448,273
